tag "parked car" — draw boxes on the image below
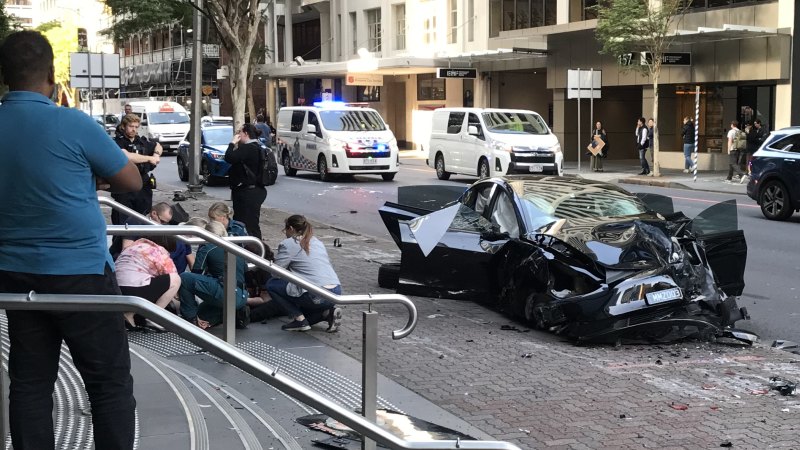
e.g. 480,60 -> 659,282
379,176 -> 753,344
89,113 -> 120,137
276,102 -> 400,181
746,126 -> 800,220
176,124 -> 235,182
427,108 -> 563,179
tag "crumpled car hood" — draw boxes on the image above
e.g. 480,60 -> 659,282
534,215 -> 677,271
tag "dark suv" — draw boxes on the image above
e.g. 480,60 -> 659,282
747,127 -> 800,220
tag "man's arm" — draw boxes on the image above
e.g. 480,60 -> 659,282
124,151 -> 160,166
104,161 -> 143,192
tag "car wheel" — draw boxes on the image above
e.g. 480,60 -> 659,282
318,155 -> 330,182
282,152 -> 297,176
378,263 -> 400,289
478,158 -> 490,179
523,293 -> 547,329
759,180 -> 793,221
381,172 -> 396,181
200,160 -> 210,183
435,153 -> 451,180
177,156 -> 188,182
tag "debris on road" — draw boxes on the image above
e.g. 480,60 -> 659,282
768,376 -> 797,396
669,402 -> 689,410
772,340 -> 800,355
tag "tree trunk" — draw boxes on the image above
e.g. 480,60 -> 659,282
228,50 -> 249,132
246,72 -> 256,122
651,69 -> 660,177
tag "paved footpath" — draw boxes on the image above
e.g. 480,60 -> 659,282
150,175 -> 798,450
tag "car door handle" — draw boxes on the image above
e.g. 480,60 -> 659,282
784,159 -> 796,162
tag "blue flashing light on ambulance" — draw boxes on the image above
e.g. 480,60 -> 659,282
276,104 -> 400,182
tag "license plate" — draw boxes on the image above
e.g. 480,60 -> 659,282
363,158 -> 377,165
529,164 -> 543,173
646,287 -> 682,305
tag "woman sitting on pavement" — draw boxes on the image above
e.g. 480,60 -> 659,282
115,235 -> 181,329
208,202 -> 248,237
178,221 -> 248,329
267,215 -> 342,332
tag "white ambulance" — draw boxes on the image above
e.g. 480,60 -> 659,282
276,103 -> 400,181
127,101 -> 191,154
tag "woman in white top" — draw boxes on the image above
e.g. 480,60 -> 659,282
267,215 -> 342,332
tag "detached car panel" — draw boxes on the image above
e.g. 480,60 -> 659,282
380,177 -> 752,344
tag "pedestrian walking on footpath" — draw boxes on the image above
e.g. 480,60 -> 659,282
0,30 -> 142,449
225,123 -> 267,240
647,118 -> 655,167
726,120 -> 747,183
635,117 -> 650,175
681,117 -> 695,172
589,121 -> 607,172
267,215 -> 343,332
746,119 -> 768,176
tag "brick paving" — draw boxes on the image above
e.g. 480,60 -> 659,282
149,182 -> 800,449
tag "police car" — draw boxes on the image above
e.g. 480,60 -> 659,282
276,102 -> 400,181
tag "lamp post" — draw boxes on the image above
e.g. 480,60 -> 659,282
187,0 -> 204,193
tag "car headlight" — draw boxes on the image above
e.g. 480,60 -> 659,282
210,153 -> 225,160
549,143 -> 562,154
151,133 -> 161,140
492,141 -> 512,152
608,274 -> 682,316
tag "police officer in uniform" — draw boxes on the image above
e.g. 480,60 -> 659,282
111,113 -> 163,225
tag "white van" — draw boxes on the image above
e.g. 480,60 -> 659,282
427,108 -> 563,179
127,101 -> 191,153
276,103 -> 400,181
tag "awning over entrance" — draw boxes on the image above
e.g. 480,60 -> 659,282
256,49 -> 547,79
669,24 -> 785,45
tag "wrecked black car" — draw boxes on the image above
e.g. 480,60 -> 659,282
379,176 -> 755,344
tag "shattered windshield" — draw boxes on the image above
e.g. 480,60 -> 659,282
515,181 -> 650,230
481,112 -> 549,135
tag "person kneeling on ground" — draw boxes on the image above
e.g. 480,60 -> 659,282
268,215 -> 342,332
115,235 -> 181,330
178,221 -> 249,329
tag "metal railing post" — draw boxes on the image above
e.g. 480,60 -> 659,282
0,321 -> 7,446
362,310 -> 378,450
223,251 -> 237,344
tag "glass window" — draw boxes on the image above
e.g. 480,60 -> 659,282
489,0 -> 502,37
481,112 -> 549,135
417,73 -> 446,101
449,205 -> 495,233
356,86 -> 381,102
517,183 -> 648,224
337,15 -> 342,56
503,0 -> 515,30
366,8 -> 382,53
395,4 -> 406,51
544,0 -> 557,26
290,111 -> 306,132
516,0 -> 530,29
424,16 -> 437,45
350,12 -> 357,55
203,127 -> 234,145
467,0 -> 475,41
447,113 -> 465,134
148,112 -> 189,124
307,112 -> 322,136
319,110 -> 387,131
468,113 -> 485,140
769,135 -> 800,152
463,185 -> 496,216
449,0 -> 458,44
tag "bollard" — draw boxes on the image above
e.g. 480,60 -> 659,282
362,310 -> 378,450
223,251 -> 237,344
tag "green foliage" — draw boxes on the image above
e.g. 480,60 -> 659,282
36,20 -> 62,33
41,23 -> 79,87
594,0 -> 688,75
0,2 -> 20,41
102,0 -> 192,41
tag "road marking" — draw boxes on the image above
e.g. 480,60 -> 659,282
669,194 -> 759,209
402,167 -> 434,173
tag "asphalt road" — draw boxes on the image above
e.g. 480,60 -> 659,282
153,154 -> 799,345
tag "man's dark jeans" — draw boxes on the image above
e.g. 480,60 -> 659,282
267,278 -> 340,325
231,185 -> 267,240
0,265 -> 136,449
639,147 -> 650,173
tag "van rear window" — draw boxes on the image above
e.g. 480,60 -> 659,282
320,110 -> 386,132
481,112 -> 548,135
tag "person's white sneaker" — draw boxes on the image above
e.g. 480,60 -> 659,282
740,175 -> 749,184
683,169 -> 690,173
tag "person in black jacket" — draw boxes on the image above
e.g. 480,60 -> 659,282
746,119 -> 767,173
224,123 -> 267,239
112,113 -> 162,224
681,117 -> 695,173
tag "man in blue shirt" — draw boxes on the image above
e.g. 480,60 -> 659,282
0,31 -> 142,449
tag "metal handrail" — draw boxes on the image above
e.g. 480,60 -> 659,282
0,293 -> 520,450
107,224 -> 418,340
98,196 -> 266,258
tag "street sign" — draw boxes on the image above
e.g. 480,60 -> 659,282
567,69 -> 601,99
620,52 -> 692,66
202,85 -> 213,95
436,68 -> 477,79
345,73 -> 383,86
69,53 -> 120,89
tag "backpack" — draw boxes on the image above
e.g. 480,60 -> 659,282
734,129 -> 747,151
258,145 -> 278,186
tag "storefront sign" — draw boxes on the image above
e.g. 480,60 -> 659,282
436,68 -> 477,79
620,52 -> 692,66
345,73 -> 383,86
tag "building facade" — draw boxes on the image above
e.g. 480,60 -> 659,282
258,0 -> 796,168
5,0 -> 36,28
